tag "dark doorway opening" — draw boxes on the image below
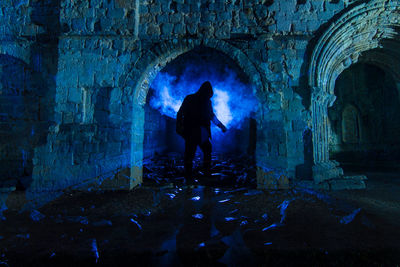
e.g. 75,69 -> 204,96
328,63 -> 400,173
142,47 -> 258,187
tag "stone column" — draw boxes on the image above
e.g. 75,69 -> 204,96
311,88 -> 344,184
130,104 -> 144,189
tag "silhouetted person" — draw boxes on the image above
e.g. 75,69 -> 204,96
176,81 -> 227,182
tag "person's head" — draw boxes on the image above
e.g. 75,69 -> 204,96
197,81 -> 213,100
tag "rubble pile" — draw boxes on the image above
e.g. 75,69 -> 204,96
143,153 -> 257,187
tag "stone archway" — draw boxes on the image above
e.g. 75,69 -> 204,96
309,0 -> 400,186
124,39 -> 264,187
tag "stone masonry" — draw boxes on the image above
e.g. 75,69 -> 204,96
0,0 -> 399,205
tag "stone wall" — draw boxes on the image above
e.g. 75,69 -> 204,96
0,0 -> 59,192
144,104 -> 168,159
2,0 -> 394,195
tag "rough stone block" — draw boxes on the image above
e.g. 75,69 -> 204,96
149,3 -> 161,13
329,176 -> 367,190
174,23 -> 185,35
68,87 -> 82,104
147,23 -> 161,36
170,13 -> 182,24
156,14 -> 169,23
161,23 -> 174,35
257,167 -> 290,190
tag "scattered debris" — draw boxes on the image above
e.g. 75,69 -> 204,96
192,214 -> 204,219
229,209 -> 238,214
66,216 -> 89,225
278,200 -> 291,224
30,210 -> 45,222
244,190 -> 263,196
92,220 -> 112,227
166,193 -> 176,199
340,208 -> 361,225
240,220 -> 248,226
91,239 -> 99,263
130,218 -> 142,230
191,196 -> 200,201
142,154 -> 256,186
262,223 -> 278,231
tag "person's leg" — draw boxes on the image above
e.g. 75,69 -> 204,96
200,140 -> 212,175
184,139 -> 197,180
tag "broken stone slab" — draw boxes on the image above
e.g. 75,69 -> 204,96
256,168 -> 290,190
314,175 -> 367,191
312,160 -> 344,184
330,176 -> 367,190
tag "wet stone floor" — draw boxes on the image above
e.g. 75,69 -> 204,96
1,155 -> 400,266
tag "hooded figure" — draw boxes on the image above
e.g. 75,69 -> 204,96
177,81 -> 227,182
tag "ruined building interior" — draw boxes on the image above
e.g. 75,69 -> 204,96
0,0 -> 400,265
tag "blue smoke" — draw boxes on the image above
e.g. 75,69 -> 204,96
149,65 -> 257,130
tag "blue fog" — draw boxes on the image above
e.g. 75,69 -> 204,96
149,64 -> 258,136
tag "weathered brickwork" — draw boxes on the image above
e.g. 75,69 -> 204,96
0,0 -> 399,199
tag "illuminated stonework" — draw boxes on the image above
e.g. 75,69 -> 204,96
0,0 -> 399,197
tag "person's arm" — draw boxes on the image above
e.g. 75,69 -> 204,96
212,115 -> 227,133
208,100 -> 227,132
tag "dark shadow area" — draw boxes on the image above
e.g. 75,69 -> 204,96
328,63 -> 400,173
0,51 -> 52,190
295,128 -> 313,180
0,55 -> 38,189
0,0 -> 63,191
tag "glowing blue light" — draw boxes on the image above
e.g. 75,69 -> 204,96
213,88 -> 233,126
149,67 -> 257,129
191,196 -> 200,201
130,218 -> 142,230
160,86 -> 182,114
262,223 -> 278,231
166,193 -> 176,199
192,213 -> 204,219
340,208 -> 361,224
278,200 -> 291,224
91,239 -> 99,263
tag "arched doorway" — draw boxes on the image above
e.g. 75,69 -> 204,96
125,39 -> 264,188
308,0 -> 400,188
141,46 -> 258,186
328,63 -> 400,172
0,54 -> 46,191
